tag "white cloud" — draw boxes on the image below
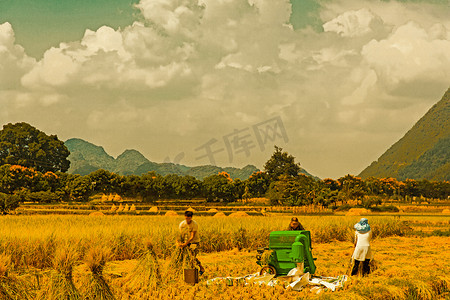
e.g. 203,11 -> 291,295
21,47 -> 79,89
136,0 -> 204,38
0,22 -> 35,89
323,8 -> 383,37
362,21 -> 450,95
341,69 -> 377,105
81,26 -> 130,60
2,0 -> 450,178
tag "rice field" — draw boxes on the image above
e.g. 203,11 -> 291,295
0,214 -> 449,299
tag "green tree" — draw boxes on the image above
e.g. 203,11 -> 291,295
0,122 -> 70,173
337,174 -> 367,205
0,192 -> 20,214
67,175 -> 93,202
202,173 -> 236,202
267,174 -> 317,206
140,172 -> 162,201
88,169 -> 122,195
245,171 -> 270,197
263,146 -> 301,181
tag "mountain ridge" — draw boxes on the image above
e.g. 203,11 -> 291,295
65,138 -> 319,180
65,138 -> 261,179
359,88 -> 450,181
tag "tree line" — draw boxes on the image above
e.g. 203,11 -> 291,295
0,122 -> 449,214
0,148 -> 449,214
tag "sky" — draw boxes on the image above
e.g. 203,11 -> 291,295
0,0 -> 449,179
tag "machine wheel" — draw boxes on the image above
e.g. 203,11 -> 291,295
259,265 -> 276,276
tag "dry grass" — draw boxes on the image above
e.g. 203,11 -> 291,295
0,214 -> 448,299
39,244 -> 81,300
79,245 -> 115,300
123,240 -> 161,295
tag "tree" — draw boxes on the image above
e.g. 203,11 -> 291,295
267,174 -> 317,206
263,146 -> 301,181
88,169 -> 122,195
202,173 -> 236,202
245,171 -> 270,197
0,122 -> 70,173
67,175 -> 93,202
0,192 -> 20,214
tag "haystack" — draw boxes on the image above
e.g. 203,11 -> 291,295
89,211 -> 104,217
129,204 -> 136,212
186,207 -> 196,212
213,212 -> 226,217
228,212 -> 249,217
165,211 -> 178,216
345,208 -> 370,216
110,204 -> 117,212
123,204 -> 130,213
149,206 -> 158,213
208,208 -> 218,213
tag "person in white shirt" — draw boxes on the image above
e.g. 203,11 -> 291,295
351,218 -> 373,276
178,210 -> 205,275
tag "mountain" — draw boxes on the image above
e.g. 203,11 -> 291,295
65,138 -> 259,179
65,138 -> 116,175
359,88 -> 450,181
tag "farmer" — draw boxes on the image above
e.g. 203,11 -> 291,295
351,218 -> 373,276
178,210 -> 205,275
287,217 -> 305,231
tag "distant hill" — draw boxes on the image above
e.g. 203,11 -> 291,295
65,138 -> 260,179
359,88 -> 450,181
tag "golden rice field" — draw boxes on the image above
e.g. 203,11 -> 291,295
0,214 -> 449,299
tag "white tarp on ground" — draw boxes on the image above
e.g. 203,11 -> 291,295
206,269 -> 348,294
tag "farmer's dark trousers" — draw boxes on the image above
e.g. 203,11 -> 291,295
351,259 -> 370,276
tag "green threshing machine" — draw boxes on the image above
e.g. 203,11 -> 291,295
256,230 -> 316,276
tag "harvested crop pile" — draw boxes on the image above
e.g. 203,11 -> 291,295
345,208 -> 370,216
89,211 -> 104,217
0,254 -> 33,299
125,240 -> 161,293
80,246 -> 115,300
40,245 -> 81,300
149,206 -> 158,212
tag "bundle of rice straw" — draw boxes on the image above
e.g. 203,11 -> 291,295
260,250 -> 275,266
0,254 -> 33,299
43,245 -> 81,300
167,245 -> 197,281
80,246 -> 115,300
125,240 -> 161,293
